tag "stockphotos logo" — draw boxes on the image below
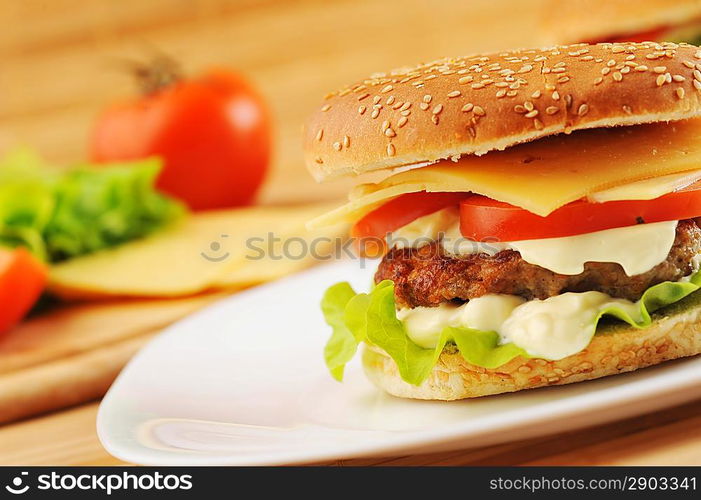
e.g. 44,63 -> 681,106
2,470 -> 193,496
5,472 -> 29,495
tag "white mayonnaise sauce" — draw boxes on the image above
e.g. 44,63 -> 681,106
389,208 -> 678,276
397,291 -> 642,359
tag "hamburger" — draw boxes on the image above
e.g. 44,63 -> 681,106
304,42 -> 701,401
539,0 -> 701,45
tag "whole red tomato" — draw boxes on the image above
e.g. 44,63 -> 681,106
91,66 -> 271,210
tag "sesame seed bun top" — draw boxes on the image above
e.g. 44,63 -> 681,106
538,0 -> 701,45
304,42 -> 701,182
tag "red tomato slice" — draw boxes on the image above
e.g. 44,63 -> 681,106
460,180 -> 701,242
351,180 -> 701,248
0,247 -> 46,336
351,192 -> 470,239
351,192 -> 470,256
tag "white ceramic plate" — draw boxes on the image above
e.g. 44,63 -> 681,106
98,259 -> 701,465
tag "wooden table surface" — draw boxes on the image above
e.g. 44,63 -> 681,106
1,0 -> 700,466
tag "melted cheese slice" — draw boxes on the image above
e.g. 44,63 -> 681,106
310,119 -> 701,227
587,168 -> 701,203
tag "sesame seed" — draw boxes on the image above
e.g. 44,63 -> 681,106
635,65 -> 648,72
514,104 -> 527,113
612,46 -> 625,53
545,106 -> 559,115
656,74 -> 667,86
607,59 -> 616,67
315,129 -> 323,141
387,144 -> 396,156
665,72 -> 672,83
473,105 -> 486,116
552,91 -> 560,100
471,82 -> 485,89
358,105 -> 366,115
373,95 -> 381,104
565,94 -> 573,108
594,76 -> 603,85
343,136 -> 350,148
419,102 -> 429,111
518,64 -> 534,73
462,103 -> 474,112
381,120 -> 390,132
380,85 -> 393,93
400,102 -> 411,111
447,90 -> 462,98
371,108 -> 380,119
397,116 -> 408,127
694,70 -> 701,81
677,87 -> 686,99
532,90 -> 541,98
673,74 -> 686,82
696,50 -> 701,59
400,109 -> 411,116
601,67 -> 611,75
683,60 -> 696,68
613,71 -> 623,82
694,80 -> 701,91
321,104 -> 331,112
386,95 -> 395,105
577,103 -> 589,116
525,110 -> 538,118
432,104 -> 444,115
524,101 -> 534,111
423,94 -> 432,103
533,119 -> 544,130
458,76 -> 473,84
622,105 -> 632,114
506,90 -> 518,97
357,93 -> 370,101
620,66 -> 630,74
333,141 -> 342,151
384,127 -> 396,137
431,114 -> 440,125
496,89 -> 507,98
653,66 -> 667,73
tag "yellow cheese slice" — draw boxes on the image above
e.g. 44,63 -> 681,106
587,169 -> 701,203
49,203 -> 347,299
309,119 -> 701,227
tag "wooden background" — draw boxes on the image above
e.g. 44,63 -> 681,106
0,0 -> 545,203
1,0 -> 701,466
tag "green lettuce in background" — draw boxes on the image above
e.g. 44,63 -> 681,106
322,272 -> 701,386
0,148 -> 184,262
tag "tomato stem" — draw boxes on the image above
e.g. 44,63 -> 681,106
129,55 -> 182,95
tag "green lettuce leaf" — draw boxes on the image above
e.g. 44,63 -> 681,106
322,272 -> 701,386
0,149 -> 184,262
321,282 -> 358,381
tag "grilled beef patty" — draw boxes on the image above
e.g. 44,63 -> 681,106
375,219 -> 701,308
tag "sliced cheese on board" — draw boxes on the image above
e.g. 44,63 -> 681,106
310,119 -> 701,227
49,203 -> 347,299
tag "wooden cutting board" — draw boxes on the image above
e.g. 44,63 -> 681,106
0,292 -> 227,424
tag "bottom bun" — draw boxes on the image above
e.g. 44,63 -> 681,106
362,292 -> 701,401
